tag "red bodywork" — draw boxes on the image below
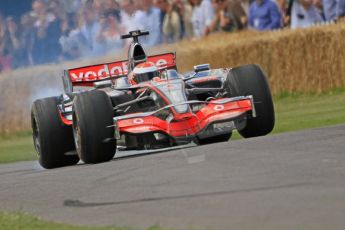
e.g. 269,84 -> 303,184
59,95 -> 253,140
116,98 -> 253,139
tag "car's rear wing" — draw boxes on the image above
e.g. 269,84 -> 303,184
62,52 -> 176,93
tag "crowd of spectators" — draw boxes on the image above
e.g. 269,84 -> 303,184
0,0 -> 344,72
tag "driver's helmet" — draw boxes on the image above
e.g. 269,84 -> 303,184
131,62 -> 160,85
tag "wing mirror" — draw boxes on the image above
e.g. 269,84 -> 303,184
194,64 -> 210,73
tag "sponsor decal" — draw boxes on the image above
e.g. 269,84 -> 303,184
214,105 -> 225,111
133,118 -> 144,124
213,121 -> 234,129
190,76 -> 218,84
69,53 -> 175,82
70,63 -> 128,82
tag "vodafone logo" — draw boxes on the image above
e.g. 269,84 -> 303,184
133,118 -> 144,124
214,105 -> 225,111
70,63 -> 128,81
69,59 -> 168,82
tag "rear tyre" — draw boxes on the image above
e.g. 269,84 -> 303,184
73,90 -> 116,164
197,133 -> 232,145
31,97 -> 79,169
225,64 -> 275,138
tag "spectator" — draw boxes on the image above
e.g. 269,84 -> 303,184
155,0 -> 169,42
104,0 -> 121,12
272,0 -> 285,27
84,0 -> 95,10
59,14 -> 85,60
314,0 -> 326,20
206,0 -> 238,34
79,8 -> 103,57
62,0 -> 81,16
17,14 -> 34,67
120,0 -> 140,32
228,0 -> 248,29
322,0 -> 334,21
93,0 -> 106,17
322,0 -> 345,21
0,19 -> 12,72
47,0 -> 66,21
30,0 -> 44,18
170,0 -> 194,39
47,0 -> 65,56
6,17 -> 24,69
96,10 -> 125,53
155,0 -> 168,27
134,0 -> 162,46
191,0 -> 215,37
31,0 -> 62,64
241,0 -> 250,15
290,0 -> 324,28
228,0 -> 249,30
248,0 -> 282,30
161,0 -> 182,42
103,0 -> 121,22
336,0 -> 345,19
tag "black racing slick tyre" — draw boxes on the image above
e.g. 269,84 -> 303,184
72,90 -> 116,164
197,133 -> 232,145
31,97 -> 79,169
226,64 -> 275,138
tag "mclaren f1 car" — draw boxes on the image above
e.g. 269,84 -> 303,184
31,30 -> 275,169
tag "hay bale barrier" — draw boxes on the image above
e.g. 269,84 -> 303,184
1,23 -> 345,134
172,22 -> 345,94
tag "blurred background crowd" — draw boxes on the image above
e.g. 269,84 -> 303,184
0,0 -> 343,72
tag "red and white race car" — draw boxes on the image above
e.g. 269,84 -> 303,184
31,30 -> 275,169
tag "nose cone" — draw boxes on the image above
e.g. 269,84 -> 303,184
173,112 -> 194,121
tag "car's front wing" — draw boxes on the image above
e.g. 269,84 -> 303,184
111,96 -> 255,141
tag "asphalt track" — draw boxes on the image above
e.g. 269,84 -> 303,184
1,125 -> 345,230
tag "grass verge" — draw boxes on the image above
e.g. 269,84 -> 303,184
1,91 -> 345,164
0,131 -> 36,164
272,90 -> 345,133
0,211 -> 168,230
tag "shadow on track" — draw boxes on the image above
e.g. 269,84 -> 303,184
64,182 -> 312,208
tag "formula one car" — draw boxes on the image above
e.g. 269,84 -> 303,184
31,30 -> 275,169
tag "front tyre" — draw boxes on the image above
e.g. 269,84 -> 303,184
31,97 -> 79,169
225,64 -> 275,138
73,90 -> 116,164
